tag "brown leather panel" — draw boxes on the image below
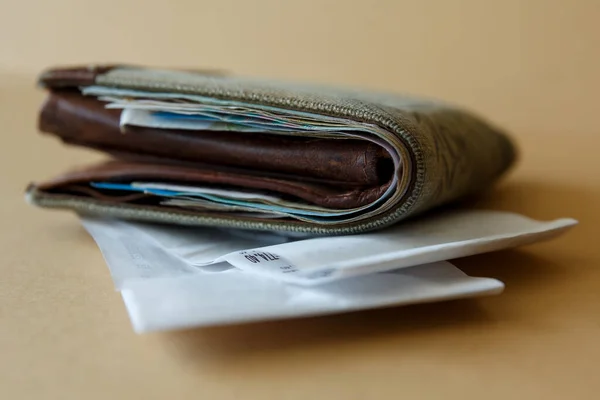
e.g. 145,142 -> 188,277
60,185 -> 151,202
37,65 -> 228,89
58,142 -> 371,188
37,65 -> 117,88
37,160 -> 390,209
39,90 -> 393,185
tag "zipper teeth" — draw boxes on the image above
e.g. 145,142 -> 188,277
90,76 -> 426,233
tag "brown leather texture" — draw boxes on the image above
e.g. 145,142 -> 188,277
37,160 -> 390,209
37,65 -> 118,88
38,65 -> 229,89
39,90 -> 393,186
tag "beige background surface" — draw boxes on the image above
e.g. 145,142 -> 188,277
1,1 -> 599,399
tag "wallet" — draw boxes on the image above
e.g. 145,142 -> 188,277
26,64 -> 516,234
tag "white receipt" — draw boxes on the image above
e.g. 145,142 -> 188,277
79,209 -> 577,332
83,210 -> 576,287
80,217 -> 504,332
120,263 -> 503,333
216,210 -> 576,285
81,218 -> 290,288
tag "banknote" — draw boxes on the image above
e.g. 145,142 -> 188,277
82,85 -> 410,223
88,86 -> 400,136
90,181 -> 391,223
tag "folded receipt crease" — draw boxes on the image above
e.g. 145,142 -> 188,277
25,64 -> 577,332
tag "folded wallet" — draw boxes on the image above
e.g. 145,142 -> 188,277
26,64 -> 516,234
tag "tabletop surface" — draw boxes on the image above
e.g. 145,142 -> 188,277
1,1 -> 599,399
